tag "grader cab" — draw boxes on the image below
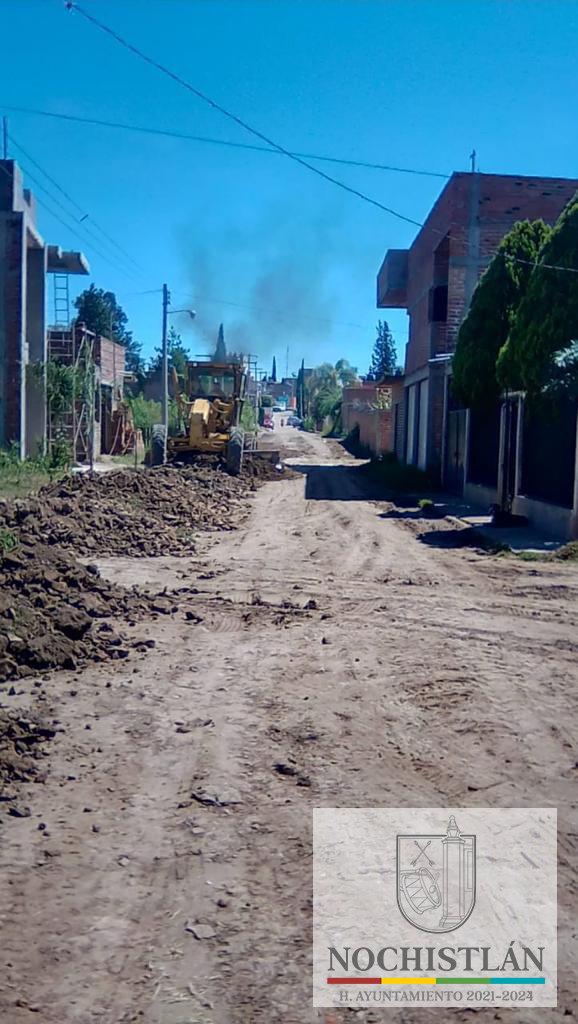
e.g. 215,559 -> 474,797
151,361 -> 246,474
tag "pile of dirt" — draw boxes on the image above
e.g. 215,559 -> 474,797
0,709 -> 56,789
0,537 -> 157,682
0,458 -> 296,683
243,456 -> 297,481
1,460 -> 289,558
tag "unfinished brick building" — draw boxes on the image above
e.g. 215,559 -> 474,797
0,159 -> 89,457
377,172 -> 578,481
47,324 -> 126,461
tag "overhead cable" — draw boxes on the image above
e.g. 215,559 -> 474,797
65,3 -> 426,229
8,130 -> 144,272
1,104 -> 449,180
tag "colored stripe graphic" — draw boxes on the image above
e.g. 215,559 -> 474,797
327,977 -> 545,985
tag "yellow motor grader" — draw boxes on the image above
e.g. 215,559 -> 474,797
151,360 -> 246,474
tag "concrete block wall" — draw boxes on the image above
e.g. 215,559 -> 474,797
393,395 -> 406,460
341,383 -> 375,436
341,379 -> 403,457
96,337 -> 125,390
355,407 -> 393,456
0,212 -> 26,452
0,160 -> 90,459
427,362 -> 447,477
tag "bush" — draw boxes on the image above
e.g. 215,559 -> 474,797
302,416 -> 316,433
127,394 -> 162,447
0,442 -> 22,470
0,528 -> 18,554
0,444 -> 69,498
48,437 -> 72,469
241,403 -> 257,432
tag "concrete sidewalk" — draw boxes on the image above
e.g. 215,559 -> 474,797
439,496 -> 565,553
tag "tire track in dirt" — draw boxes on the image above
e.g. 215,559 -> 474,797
0,429 -> 576,1023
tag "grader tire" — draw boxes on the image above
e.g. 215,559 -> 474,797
151,424 -> 166,466
226,428 -> 243,476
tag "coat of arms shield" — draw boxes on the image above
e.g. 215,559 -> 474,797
396,816 -> 476,933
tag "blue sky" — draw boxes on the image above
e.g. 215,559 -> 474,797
3,0 -> 578,375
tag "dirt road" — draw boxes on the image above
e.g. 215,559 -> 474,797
1,426 -> 577,1023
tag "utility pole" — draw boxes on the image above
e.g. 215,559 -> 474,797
2,117 -> 8,160
299,358 -> 306,419
470,149 -> 476,173
161,283 -> 170,462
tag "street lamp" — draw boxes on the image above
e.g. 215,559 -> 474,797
161,283 -> 196,461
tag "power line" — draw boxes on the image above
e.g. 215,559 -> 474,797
0,159 -> 141,283
65,3 -> 426,230
122,287 -> 408,337
7,130 -> 144,272
8,159 -> 142,283
514,256 -> 578,275
171,291 -> 409,337
0,104 -> 449,181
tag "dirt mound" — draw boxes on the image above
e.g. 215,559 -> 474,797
0,458 -> 296,683
0,709 -> 56,790
1,461 -> 289,558
0,537 -> 156,682
242,456 -> 297,481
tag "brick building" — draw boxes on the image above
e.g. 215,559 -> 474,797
377,172 -> 578,480
47,324 -> 126,460
262,378 -> 296,407
0,159 -> 89,457
341,377 -> 404,456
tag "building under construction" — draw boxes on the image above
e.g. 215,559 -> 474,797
47,323 -> 128,462
0,158 -> 89,457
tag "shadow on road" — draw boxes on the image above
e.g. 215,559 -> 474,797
378,507 -> 446,521
290,462 -> 399,502
417,525 -> 500,550
290,462 -> 442,510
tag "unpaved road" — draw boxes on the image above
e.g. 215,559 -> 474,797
1,426 -> 577,1024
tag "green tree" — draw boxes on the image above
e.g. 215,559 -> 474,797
74,284 -> 143,375
335,358 -> 358,387
271,356 -> 277,382
147,326 -> 190,381
126,394 -> 162,447
307,363 -> 341,425
499,195 -> 578,399
367,320 -> 399,380
452,220 -> 551,407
